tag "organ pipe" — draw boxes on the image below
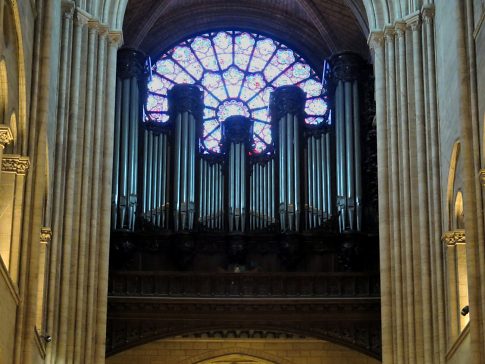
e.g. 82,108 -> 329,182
330,51 -> 364,232
114,53 -> 367,237
112,48 -> 148,231
270,86 -> 306,233
198,157 -> 224,231
167,84 -> 203,231
222,115 -> 252,232
305,130 -> 332,229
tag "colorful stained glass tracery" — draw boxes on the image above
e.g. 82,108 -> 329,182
146,31 -> 330,153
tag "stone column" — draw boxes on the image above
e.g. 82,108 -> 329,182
94,30 -> 124,363
270,85 -> 305,233
84,23 -> 108,364
45,5 -> 75,361
55,8 -> 89,361
369,31 -> 393,364
384,26 -> 405,364
167,84 -> 203,232
395,20 -> 417,363
455,1 -> 485,362
422,5 -> 446,359
222,115 -> 251,232
329,52 -> 364,233
112,48 -> 147,231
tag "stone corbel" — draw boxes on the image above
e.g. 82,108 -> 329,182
441,229 -> 466,246
40,227 -> 52,244
2,155 -> 30,175
0,125 -> 13,148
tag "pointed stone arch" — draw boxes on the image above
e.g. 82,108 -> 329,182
178,348 -> 294,364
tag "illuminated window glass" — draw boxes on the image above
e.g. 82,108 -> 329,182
146,31 -> 330,153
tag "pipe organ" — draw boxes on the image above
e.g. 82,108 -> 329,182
250,158 -> 275,231
112,49 -> 146,231
168,85 -> 202,231
199,157 -> 224,231
330,52 -> 363,232
270,86 -> 306,232
223,116 -> 251,232
306,131 -> 333,230
111,50 -> 369,236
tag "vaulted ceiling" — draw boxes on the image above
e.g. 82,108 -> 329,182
122,0 -> 370,71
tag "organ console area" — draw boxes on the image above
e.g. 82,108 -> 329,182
109,49 -> 378,272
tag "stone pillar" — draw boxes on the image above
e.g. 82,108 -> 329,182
270,85 -> 305,233
168,84 -> 203,231
112,48 -> 147,231
368,6 -> 447,363
222,115 -> 251,232
368,31 -> 393,364
329,52 -> 363,233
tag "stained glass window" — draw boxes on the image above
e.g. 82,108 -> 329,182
146,31 -> 330,154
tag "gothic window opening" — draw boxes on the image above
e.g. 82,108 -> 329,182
145,31 -> 331,154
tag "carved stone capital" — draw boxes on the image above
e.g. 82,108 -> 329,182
406,13 -> 421,31
117,48 -> 147,80
108,31 -> 124,47
269,85 -> 306,121
61,1 -> 75,19
98,24 -> 109,37
368,31 -> 384,50
329,52 -> 363,82
74,8 -> 90,27
421,4 -> 435,24
40,227 -> 52,244
395,21 -> 407,37
442,229 -> 466,246
167,84 -> 204,121
221,115 -> 252,146
383,26 -> 395,42
0,126 -> 13,147
87,20 -> 100,34
2,155 -> 30,174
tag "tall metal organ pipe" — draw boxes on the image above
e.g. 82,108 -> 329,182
112,48 -> 147,231
305,129 -> 332,230
330,52 -> 364,232
222,116 -> 252,233
249,158 -> 275,231
167,85 -> 203,232
270,86 -> 306,233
